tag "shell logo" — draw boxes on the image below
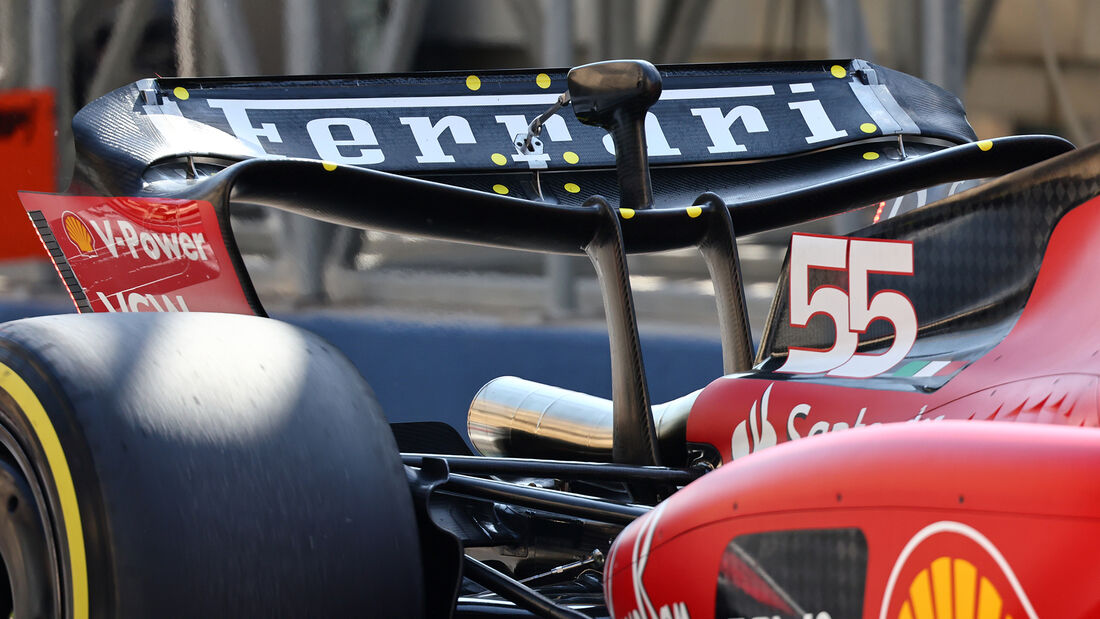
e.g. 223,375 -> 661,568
62,211 -> 95,255
897,557 -> 1011,619
880,522 -> 1038,619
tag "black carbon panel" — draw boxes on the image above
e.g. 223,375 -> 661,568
74,59 -> 972,195
757,143 -> 1100,377
716,528 -> 867,619
424,141 -> 946,209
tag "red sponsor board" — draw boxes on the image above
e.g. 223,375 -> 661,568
0,90 -> 55,259
17,193 -> 254,314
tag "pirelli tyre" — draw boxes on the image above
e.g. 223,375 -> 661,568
0,312 -> 423,618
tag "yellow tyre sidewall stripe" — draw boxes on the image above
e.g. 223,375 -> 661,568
0,361 -> 88,619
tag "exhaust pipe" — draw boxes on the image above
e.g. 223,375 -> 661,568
468,376 -> 701,464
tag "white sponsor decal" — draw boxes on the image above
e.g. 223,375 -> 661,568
779,234 -> 917,378
85,218 -> 211,263
621,503 -> 692,619
96,292 -> 190,313
730,384 -> 942,460
730,384 -> 778,459
730,613 -> 831,619
203,83 -> 845,169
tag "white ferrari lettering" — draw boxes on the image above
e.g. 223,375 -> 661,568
689,106 -> 769,154
399,115 -> 476,163
788,98 -> 848,143
601,112 -> 682,157
207,81 -> 853,166
207,99 -> 284,152
306,117 -> 384,165
643,112 -> 681,157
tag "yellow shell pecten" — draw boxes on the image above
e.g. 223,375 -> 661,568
63,214 -> 94,253
899,557 -> 1013,619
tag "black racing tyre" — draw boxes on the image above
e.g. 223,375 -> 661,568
0,312 -> 424,618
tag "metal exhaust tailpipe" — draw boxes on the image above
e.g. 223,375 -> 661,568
468,376 -> 701,463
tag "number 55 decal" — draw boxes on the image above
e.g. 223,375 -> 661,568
778,233 -> 917,378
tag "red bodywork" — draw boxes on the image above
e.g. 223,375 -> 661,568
0,90 -> 55,259
602,187 -> 1100,618
606,422 -> 1100,618
689,194 -> 1100,464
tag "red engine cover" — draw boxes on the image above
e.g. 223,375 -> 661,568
687,195 -> 1100,464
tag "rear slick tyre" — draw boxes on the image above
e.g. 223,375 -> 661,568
0,312 -> 424,618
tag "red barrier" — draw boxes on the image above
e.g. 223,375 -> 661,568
0,89 -> 55,260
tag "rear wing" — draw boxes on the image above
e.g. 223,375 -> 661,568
74,59 -> 976,196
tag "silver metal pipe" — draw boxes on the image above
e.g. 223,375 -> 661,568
468,376 -> 701,461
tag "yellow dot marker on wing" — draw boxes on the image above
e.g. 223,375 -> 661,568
563,151 -> 580,164
977,139 -> 993,151
491,153 -> 508,166
173,86 -> 190,100
322,161 -> 337,171
466,75 -> 481,91
619,208 -> 635,219
830,65 -> 847,78
536,73 -> 552,89
686,206 -> 702,218
492,184 -> 509,195
564,183 -> 580,194
860,122 -> 877,133
863,152 -> 880,160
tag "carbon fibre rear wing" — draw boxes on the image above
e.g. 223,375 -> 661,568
74,58 -> 976,197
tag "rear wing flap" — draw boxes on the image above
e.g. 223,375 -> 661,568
74,59 -> 977,196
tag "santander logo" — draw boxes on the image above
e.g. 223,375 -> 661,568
727,382 -> 941,461
730,384 -> 778,459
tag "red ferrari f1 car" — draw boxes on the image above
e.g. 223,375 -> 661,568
3,58 -> 1098,618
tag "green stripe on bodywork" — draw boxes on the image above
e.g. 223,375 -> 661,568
893,361 -> 927,377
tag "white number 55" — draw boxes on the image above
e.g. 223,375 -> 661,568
778,233 -> 917,378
